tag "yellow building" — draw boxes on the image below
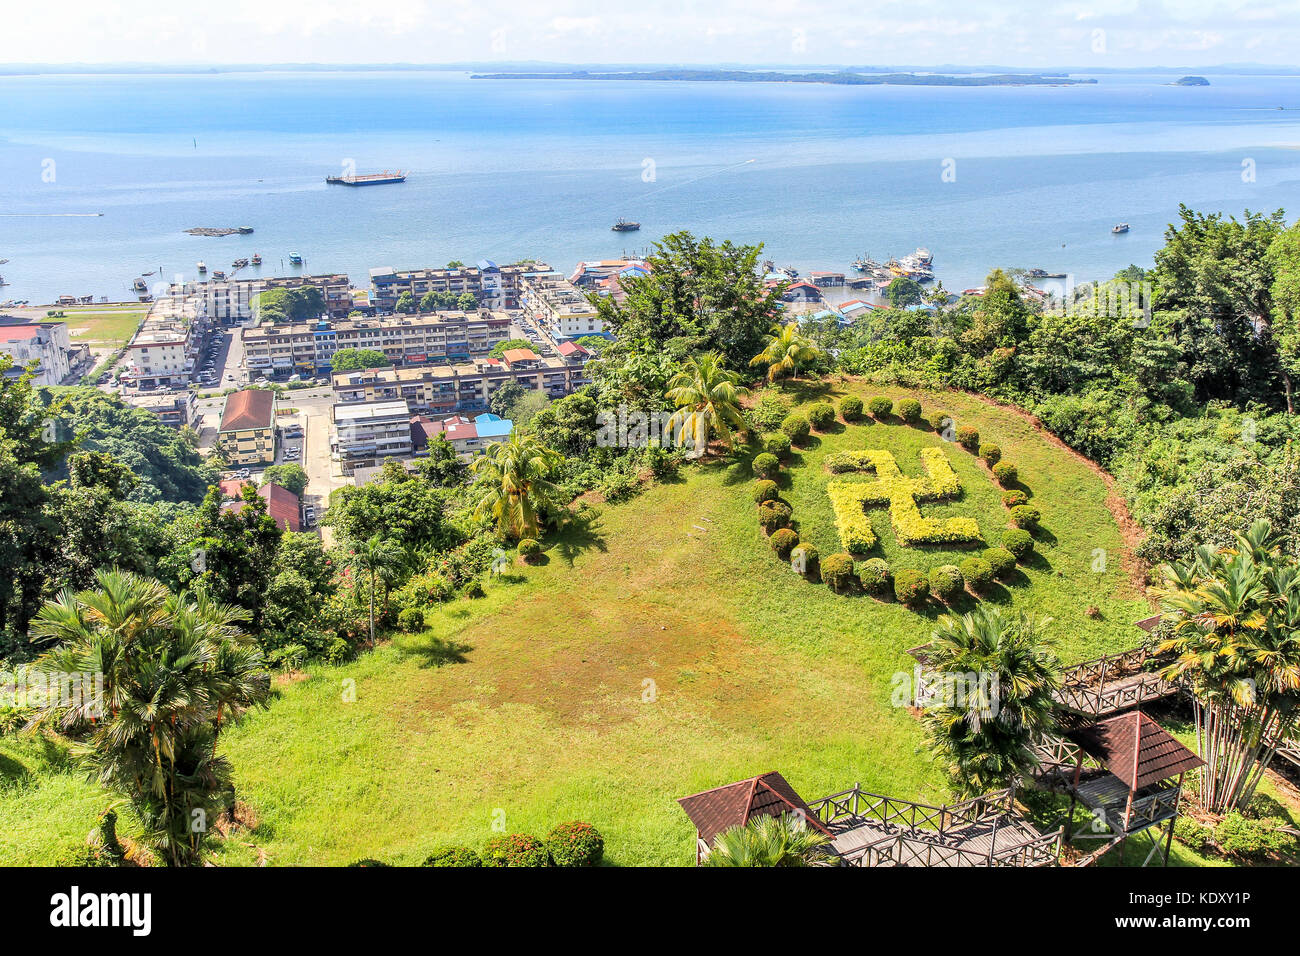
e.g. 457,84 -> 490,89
218,389 -> 277,465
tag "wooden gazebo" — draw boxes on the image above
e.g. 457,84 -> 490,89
677,772 -> 833,864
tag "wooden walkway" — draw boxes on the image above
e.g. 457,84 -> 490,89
1053,646 -> 1179,717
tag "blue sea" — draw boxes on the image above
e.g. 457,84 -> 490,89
1,70 -> 1298,304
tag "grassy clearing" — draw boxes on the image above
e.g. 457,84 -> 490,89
55,307 -> 147,348
0,383 -> 1189,866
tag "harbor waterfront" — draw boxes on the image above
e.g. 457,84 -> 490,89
2,70 -> 1300,306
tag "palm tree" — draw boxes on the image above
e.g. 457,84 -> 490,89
469,430 -> 564,541
664,352 -> 750,455
1151,519 -> 1300,813
29,570 -> 268,866
702,813 -> 831,867
919,605 -> 1061,798
749,322 -> 822,382
350,535 -> 405,645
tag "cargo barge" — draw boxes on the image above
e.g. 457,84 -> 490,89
326,170 -> 407,186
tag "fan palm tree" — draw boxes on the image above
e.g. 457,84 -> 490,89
749,322 -> 822,382
919,605 -> 1061,798
29,570 -> 268,866
349,534 -> 405,645
469,429 -> 564,542
1151,519 -> 1300,813
664,352 -> 749,455
702,813 -> 831,867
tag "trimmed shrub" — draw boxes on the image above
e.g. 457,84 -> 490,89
752,452 -> 780,479
1001,489 -> 1028,508
978,443 -> 1002,465
839,395 -> 864,421
770,528 -> 800,559
955,425 -> 980,452
807,402 -> 836,430
858,557 -> 892,595
925,409 -> 952,432
757,500 -> 793,533
764,432 -> 792,457
1214,812 -> 1295,862
752,479 -> 779,504
423,845 -> 483,867
867,396 -> 893,419
546,821 -> 605,867
897,398 -> 922,423
396,607 -> 425,631
780,414 -> 811,444
1002,528 -> 1034,559
790,542 -> 819,574
894,569 -> 929,605
992,461 -> 1018,487
517,538 -> 541,558
929,565 -> 965,601
482,834 -> 551,867
1009,505 -> 1041,529
960,557 -> 994,593
821,553 -> 856,593
984,547 -> 1017,578
1173,816 -> 1213,854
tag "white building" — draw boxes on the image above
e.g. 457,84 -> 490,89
331,399 -> 414,474
520,273 -> 604,340
0,321 -> 73,385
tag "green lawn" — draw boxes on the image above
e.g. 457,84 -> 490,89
56,307 -> 147,348
0,383 -> 1220,866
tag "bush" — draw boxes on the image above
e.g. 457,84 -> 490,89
978,443 -> 1002,465
858,557 -> 891,595
1002,528 -> 1034,559
546,821 -> 605,867
1001,490 -> 1028,508
780,414 -> 810,444
600,469 -> 642,504
866,396 -> 893,419
396,607 -> 425,631
347,858 -> 390,867
517,538 -> 541,560
1009,505 -> 1041,529
984,547 -> 1017,578
752,479 -> 779,504
770,528 -> 800,559
960,557 -> 994,592
992,462 -> 1018,487
422,845 -> 483,867
897,398 -> 922,423
482,833 -> 551,867
1214,812 -> 1294,862
925,409 -> 952,432
839,395 -> 864,421
929,565 -> 965,601
807,402 -> 836,430
1173,816 -> 1213,854
752,452 -> 780,479
821,553 -> 856,592
790,542 -> 818,574
757,500 -> 793,533
955,425 -> 980,451
894,569 -> 929,605
750,391 -> 791,431
764,432 -> 792,457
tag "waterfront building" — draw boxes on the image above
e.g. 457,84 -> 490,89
368,260 -> 549,313
170,274 -> 353,324
0,319 -> 74,385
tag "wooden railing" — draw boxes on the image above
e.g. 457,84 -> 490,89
1122,784 -> 1181,832
840,826 -> 1063,868
1054,646 -> 1178,716
808,784 -> 1014,837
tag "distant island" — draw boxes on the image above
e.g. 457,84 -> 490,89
1173,76 -> 1211,86
471,69 -> 1098,87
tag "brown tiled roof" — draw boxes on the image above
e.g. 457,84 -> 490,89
1135,614 -> 1162,632
501,347 -> 540,364
220,389 -> 274,432
676,772 -> 831,846
1066,711 -> 1203,791
218,478 -> 300,533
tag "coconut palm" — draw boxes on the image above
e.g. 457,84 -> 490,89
702,813 -> 831,867
749,322 -> 822,382
664,352 -> 750,455
1151,519 -> 1300,813
470,429 -> 564,541
919,605 -> 1061,798
29,570 -> 268,866
349,534 -> 405,645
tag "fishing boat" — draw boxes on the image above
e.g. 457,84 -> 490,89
251,253 -> 262,266
1026,268 -> 1067,279
212,270 -> 227,280
853,254 -> 883,273
232,257 -> 249,269
612,219 -> 641,232
325,170 -> 407,186
1112,223 -> 1130,234
288,253 -> 303,266
132,278 -> 148,293
197,261 -> 207,274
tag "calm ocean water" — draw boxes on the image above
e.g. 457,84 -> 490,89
1,70 -> 1298,304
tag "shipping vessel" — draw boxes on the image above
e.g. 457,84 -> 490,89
326,170 -> 407,186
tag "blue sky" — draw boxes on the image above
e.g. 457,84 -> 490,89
10,0 -> 1299,67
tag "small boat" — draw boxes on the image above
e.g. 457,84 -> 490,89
251,254 -> 262,266
288,253 -> 303,266
212,270 -> 227,280
612,219 -> 641,232
1112,223 -> 1130,234
232,257 -> 249,269
197,261 -> 207,274
1026,268 -> 1067,279
132,278 -> 148,293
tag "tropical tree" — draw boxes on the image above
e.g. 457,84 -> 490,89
702,813 -> 831,867
1151,519 -> 1300,813
919,606 -> 1061,798
664,352 -> 749,455
749,322 -> 822,382
349,534 -> 405,645
29,570 -> 269,866
469,430 -> 564,541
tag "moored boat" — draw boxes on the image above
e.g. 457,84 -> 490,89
1112,223 -> 1130,234
612,218 -> 641,232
